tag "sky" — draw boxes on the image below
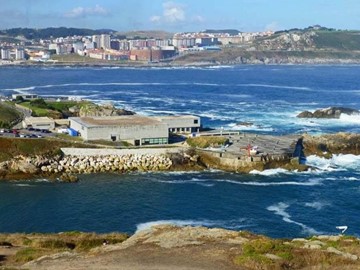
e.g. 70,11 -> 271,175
0,0 -> 359,32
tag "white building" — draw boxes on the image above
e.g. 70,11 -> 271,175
1,49 -> 10,60
155,115 -> 201,134
22,117 -> 55,130
15,48 -> 25,60
100,34 -> 111,50
69,115 -> 169,145
92,35 -> 101,49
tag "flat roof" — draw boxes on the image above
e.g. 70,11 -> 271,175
70,115 -> 165,128
154,115 -> 199,120
24,117 -> 54,124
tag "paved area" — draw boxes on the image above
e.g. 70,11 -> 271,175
224,133 -> 299,156
61,147 -> 181,156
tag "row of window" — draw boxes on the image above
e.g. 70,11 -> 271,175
170,127 -> 191,133
142,137 -> 168,145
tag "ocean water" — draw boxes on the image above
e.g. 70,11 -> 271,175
0,65 -> 360,238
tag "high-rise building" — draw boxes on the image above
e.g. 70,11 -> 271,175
92,35 -> 101,49
15,48 -> 25,60
100,34 -> 111,50
0,49 -> 10,60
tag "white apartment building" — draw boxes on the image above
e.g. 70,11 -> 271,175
100,34 -> 111,50
0,49 -> 10,60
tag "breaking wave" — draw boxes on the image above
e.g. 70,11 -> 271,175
267,202 -> 320,235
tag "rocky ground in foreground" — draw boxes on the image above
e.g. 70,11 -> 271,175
1,225 -> 360,270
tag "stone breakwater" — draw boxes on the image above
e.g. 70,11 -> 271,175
41,154 -> 173,175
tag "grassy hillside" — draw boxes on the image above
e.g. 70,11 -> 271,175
0,102 -> 22,128
0,137 -> 97,162
174,47 -> 360,65
313,30 -> 360,50
19,99 -> 90,118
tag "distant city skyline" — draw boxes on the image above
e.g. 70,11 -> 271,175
1,0 -> 359,32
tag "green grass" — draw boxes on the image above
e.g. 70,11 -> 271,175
313,30 -> 360,50
18,100 -> 90,118
46,101 -> 90,112
21,101 -> 61,118
14,248 -> 46,263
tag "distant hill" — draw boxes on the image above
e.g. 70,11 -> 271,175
202,29 -> 241,35
0,27 -> 116,40
255,27 -> 360,51
116,30 -> 173,40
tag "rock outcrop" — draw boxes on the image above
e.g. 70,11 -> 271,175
303,132 -> 360,156
79,103 -> 134,117
297,107 -> 359,119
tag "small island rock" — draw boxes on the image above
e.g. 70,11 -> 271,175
297,107 -> 359,119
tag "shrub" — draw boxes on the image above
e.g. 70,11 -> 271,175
186,136 -> 227,148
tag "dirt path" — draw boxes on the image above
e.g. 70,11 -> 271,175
24,244 -> 241,270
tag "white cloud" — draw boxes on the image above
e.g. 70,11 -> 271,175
149,1 -> 205,28
150,15 -> 161,23
163,1 -> 185,23
64,4 -> 109,18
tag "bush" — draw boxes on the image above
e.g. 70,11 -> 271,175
14,248 -> 43,263
186,136 -> 227,148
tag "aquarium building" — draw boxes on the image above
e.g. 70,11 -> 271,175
69,115 -> 169,146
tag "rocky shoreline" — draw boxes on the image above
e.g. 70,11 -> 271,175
0,132 -> 359,182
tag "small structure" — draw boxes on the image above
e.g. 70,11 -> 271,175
12,94 -> 38,100
22,117 -> 55,130
154,115 -> 201,134
69,115 -> 169,145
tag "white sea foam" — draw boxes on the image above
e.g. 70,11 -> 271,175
249,168 -> 289,176
152,177 -> 214,187
307,154 -> 360,171
267,202 -> 320,235
214,178 -> 321,186
304,201 -> 330,211
136,218 -> 249,233
15,184 -> 33,187
237,83 -> 312,91
339,114 -> 360,124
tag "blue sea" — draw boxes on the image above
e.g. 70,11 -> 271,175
0,65 -> 360,238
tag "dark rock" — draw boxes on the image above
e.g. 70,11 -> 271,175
297,111 -> 314,118
297,107 -> 359,119
236,121 -> 254,127
59,173 -> 79,183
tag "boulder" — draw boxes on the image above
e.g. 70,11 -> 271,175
236,121 -> 254,127
297,107 -> 359,119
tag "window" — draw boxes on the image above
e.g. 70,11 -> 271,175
194,119 -> 198,124
141,137 -> 168,145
